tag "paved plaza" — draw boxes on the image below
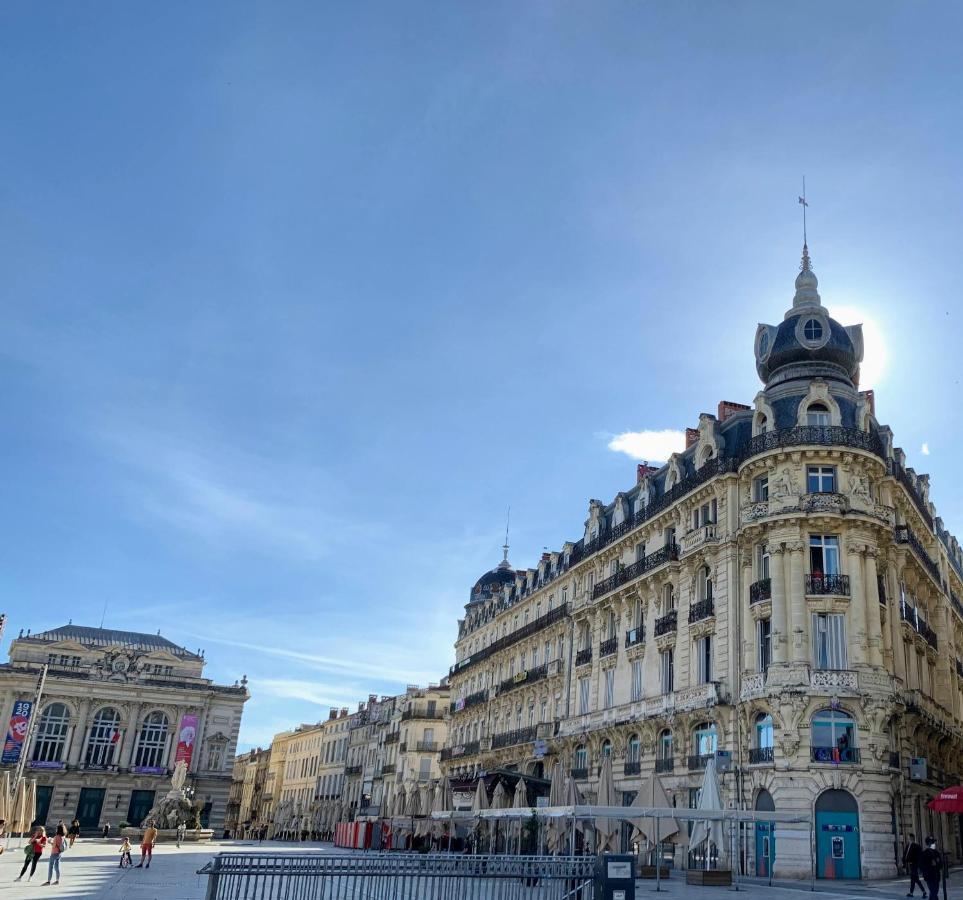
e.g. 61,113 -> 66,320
0,839 -> 957,900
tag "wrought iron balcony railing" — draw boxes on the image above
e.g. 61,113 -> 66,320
805,574 -> 850,596
623,761 -> 641,776
599,637 -> 618,658
570,767 -> 588,780
748,747 -> 774,765
575,648 -> 593,667
688,753 -> 713,771
625,627 -> 645,648
416,741 -> 439,752
654,757 -> 674,773
811,746 -> 860,764
499,663 -> 549,696
345,765 -> 363,776
688,599 -> 714,624
593,543 -> 680,600
401,708 -> 445,722
749,578 -> 771,605
491,726 -> 537,750
895,525 -> 942,585
654,610 -> 678,637
440,741 -> 480,761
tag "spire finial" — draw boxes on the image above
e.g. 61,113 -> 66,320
501,507 -> 511,566
798,176 -> 808,251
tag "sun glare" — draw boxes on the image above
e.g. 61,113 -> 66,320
828,303 -> 888,390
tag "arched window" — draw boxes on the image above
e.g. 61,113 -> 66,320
574,745 -> 588,772
134,711 -> 170,769
811,709 -> 857,762
663,583 -> 675,611
601,739 -> 612,758
692,721 -> 718,761
85,707 -> 121,767
32,703 -> 70,763
627,734 -> 641,764
806,403 -> 830,427
657,729 -> 674,769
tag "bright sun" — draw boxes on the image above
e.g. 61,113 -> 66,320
829,304 -> 888,390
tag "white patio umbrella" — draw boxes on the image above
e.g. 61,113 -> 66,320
512,776 -> 530,853
563,775 -> 584,854
490,780 -> 509,853
546,760 -> 565,853
629,773 -> 681,848
689,757 -> 726,869
595,755 -> 618,853
471,777 -> 489,849
416,782 -> 433,837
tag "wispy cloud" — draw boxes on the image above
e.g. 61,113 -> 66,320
606,429 -> 685,462
921,442 -> 931,456
256,678 -> 370,710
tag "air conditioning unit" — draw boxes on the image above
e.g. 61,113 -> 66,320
910,757 -> 928,780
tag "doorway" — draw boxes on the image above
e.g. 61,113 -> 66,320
127,790 -> 156,827
816,789 -> 861,879
755,789 -> 775,877
34,785 -> 54,828
76,788 -> 106,829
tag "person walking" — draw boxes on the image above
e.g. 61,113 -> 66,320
68,819 -> 80,848
904,833 -> 926,896
42,825 -> 68,886
137,820 -> 158,869
16,826 -> 47,882
176,822 -> 186,848
102,822 -> 110,839
919,836 -> 943,900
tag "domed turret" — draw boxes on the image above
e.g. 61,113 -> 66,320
754,246 -> 864,390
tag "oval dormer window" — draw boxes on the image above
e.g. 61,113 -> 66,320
759,330 -> 770,357
803,318 -> 824,342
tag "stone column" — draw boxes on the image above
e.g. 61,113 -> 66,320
121,702 -> 143,768
741,555 -> 754,673
788,541 -> 809,663
770,545 -> 788,664
864,549 -> 884,668
888,563 -> 907,684
67,699 -> 91,766
847,542 -> 867,667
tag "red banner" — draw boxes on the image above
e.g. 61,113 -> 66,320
175,713 -> 198,768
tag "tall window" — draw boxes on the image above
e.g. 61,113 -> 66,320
604,669 -> 615,708
579,623 -> 591,651
574,745 -> 588,771
809,535 -> 840,576
32,703 -> 70,763
578,677 -> 591,715
632,599 -> 643,630
755,713 -> 773,749
812,613 -> 847,669
692,722 -> 717,758
607,611 -> 617,640
754,475 -> 769,502
806,403 -> 830,426
635,541 -> 646,562
85,707 -> 121,767
660,649 -> 674,694
658,728 -> 673,760
134,711 -> 169,768
601,739 -> 612,758
627,735 -> 641,764
758,619 -> 772,673
207,744 -> 224,771
695,636 -> 712,683
699,566 -> 713,601
757,544 -> 770,580
811,709 -> 857,760
631,659 -> 643,701
807,465 -> 837,494
663,583 -> 676,611
418,758 -> 431,781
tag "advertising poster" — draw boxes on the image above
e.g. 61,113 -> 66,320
174,713 -> 198,768
2,700 -> 33,765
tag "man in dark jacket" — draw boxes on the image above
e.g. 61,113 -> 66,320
904,833 -> 926,896
918,836 -> 943,900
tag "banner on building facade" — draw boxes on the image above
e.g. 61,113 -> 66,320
174,713 -> 198,768
2,700 -> 33,765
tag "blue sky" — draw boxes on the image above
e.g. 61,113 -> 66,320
2,3 -> 963,749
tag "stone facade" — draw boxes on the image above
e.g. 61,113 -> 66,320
0,624 -> 248,834
443,247 -> 963,880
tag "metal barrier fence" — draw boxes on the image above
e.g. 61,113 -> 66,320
198,852 -> 596,900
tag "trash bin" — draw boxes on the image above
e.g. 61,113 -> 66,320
594,854 -> 636,900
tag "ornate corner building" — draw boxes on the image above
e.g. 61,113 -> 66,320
441,245 -> 963,880
0,625 -> 249,833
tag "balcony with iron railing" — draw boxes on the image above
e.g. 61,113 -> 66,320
599,637 -> 618,658
749,578 -> 771,605
499,663 -> 549,696
440,741 -> 480,761
345,765 -> 363,776
384,731 -> 400,744
381,763 -> 395,774
895,526 -> 942,585
491,726 -> 537,750
625,626 -> 645,648
805,574 -> 850,596
688,598 -> 714,624
451,689 -> 488,715
891,461 -> 934,530
451,603 -> 570,677
401,708 -> 445,722
811,746 -> 860,764
688,753 -> 713,771
593,544 -> 680,601
415,741 -> 439,752
748,747 -> 774,765
623,761 -> 641,776
575,647 -> 593,667
654,757 -> 674,773
654,610 -> 678,637
570,767 -> 588,780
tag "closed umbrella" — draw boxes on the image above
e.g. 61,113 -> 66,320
416,783 -> 433,837
546,760 -> 565,853
563,775 -> 583,855
595,755 -> 618,853
431,778 -> 451,839
491,780 -> 509,854
689,757 -> 726,869
11,777 -> 30,836
471,777 -> 489,850
0,770 -> 10,825
629,773 -> 680,847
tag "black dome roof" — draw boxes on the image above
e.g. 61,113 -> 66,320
471,562 -> 514,600
758,313 -> 859,382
